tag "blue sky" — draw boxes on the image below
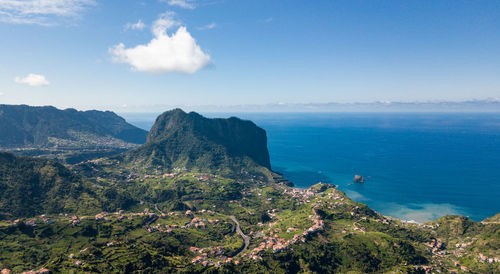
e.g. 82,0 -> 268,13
0,0 -> 499,111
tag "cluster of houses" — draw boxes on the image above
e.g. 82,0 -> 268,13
185,217 -> 207,228
248,208 -> 325,260
1,214 -> 60,228
190,246 -> 239,266
94,212 -> 112,221
282,188 -> 317,203
427,238 -> 447,255
146,209 -> 222,233
162,172 -> 177,178
478,253 -> 500,264
450,237 -> 477,258
141,172 -> 216,182
147,216 -> 223,233
0,268 -> 51,274
451,260 -> 470,272
136,171 -> 216,184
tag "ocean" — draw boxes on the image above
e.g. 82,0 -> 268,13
121,112 -> 500,223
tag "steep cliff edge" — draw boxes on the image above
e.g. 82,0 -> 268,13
121,109 -> 271,173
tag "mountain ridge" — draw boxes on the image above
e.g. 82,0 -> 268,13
120,108 -> 271,174
0,107 -> 497,273
0,104 -> 148,147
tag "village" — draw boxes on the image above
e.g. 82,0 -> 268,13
2,174 -> 498,273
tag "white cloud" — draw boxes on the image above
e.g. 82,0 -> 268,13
110,12 -> 211,74
125,19 -> 146,31
166,0 -> 195,9
0,91 -> 4,96
0,0 -> 95,25
151,11 -> 180,36
14,73 -> 50,87
197,22 -> 216,30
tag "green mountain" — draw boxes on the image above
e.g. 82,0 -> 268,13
0,152 -> 100,219
0,104 -> 148,163
0,110 -> 498,273
0,104 -> 147,146
120,109 -> 271,174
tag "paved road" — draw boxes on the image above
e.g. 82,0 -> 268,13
229,215 -> 250,255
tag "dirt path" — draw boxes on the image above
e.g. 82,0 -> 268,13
229,215 -> 250,256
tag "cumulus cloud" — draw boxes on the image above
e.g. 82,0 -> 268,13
197,22 -> 216,30
110,12 -> 211,74
166,0 -> 195,9
14,73 -> 50,87
125,19 -> 146,31
0,0 -> 95,25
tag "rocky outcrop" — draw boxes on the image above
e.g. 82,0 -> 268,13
309,182 -> 336,193
353,175 -> 365,183
122,109 -> 271,172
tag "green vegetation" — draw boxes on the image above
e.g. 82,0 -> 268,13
0,152 -> 100,219
0,108 -> 498,273
119,109 -> 271,175
0,104 -> 148,163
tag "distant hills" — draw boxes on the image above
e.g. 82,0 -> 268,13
0,104 -> 148,163
0,107 -> 498,273
120,109 -> 271,174
0,104 -> 147,147
117,99 -> 500,113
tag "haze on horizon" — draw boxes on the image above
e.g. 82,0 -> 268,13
0,0 -> 499,112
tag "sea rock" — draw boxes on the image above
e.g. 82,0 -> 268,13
353,175 -> 365,183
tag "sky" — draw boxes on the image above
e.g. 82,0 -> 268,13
0,0 -> 499,112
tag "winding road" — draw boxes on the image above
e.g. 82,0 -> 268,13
229,215 -> 250,256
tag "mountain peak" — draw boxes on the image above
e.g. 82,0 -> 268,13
125,109 -> 271,173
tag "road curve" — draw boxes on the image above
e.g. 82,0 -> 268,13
229,215 -> 250,256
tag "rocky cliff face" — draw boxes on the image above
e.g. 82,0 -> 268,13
123,109 -> 271,172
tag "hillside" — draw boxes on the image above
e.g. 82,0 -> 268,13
0,110 -> 498,273
0,152 -> 100,219
0,168 -> 498,272
119,109 -> 271,174
0,104 -> 148,163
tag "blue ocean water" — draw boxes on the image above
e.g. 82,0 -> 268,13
122,112 -> 500,223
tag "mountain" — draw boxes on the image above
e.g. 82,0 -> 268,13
120,109 -> 271,173
0,104 -> 149,163
0,104 -> 148,147
0,152 -> 100,219
0,110 -> 498,273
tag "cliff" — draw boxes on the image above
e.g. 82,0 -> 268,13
121,109 -> 271,173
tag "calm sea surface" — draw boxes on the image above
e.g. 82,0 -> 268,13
122,112 -> 500,222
